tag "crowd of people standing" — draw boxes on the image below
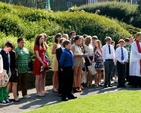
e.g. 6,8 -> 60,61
0,31 -> 141,105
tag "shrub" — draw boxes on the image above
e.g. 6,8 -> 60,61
52,11 -> 130,44
78,2 -> 138,25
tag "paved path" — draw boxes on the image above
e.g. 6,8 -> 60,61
0,82 -> 138,113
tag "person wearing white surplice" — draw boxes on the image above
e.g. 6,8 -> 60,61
129,32 -> 141,87
116,39 -> 128,88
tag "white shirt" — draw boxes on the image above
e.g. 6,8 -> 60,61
115,47 -> 128,63
102,44 -> 115,62
84,44 -> 93,56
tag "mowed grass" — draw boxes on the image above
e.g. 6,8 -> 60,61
25,90 -> 141,113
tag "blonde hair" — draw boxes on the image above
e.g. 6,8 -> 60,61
136,32 -> 141,38
85,36 -> 92,46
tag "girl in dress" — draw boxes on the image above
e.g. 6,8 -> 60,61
94,40 -> 104,87
51,33 -> 61,92
71,36 -> 84,92
33,34 -> 47,96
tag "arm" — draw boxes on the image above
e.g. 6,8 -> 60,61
123,49 -> 128,63
0,54 -> 3,78
102,46 -> 105,62
35,50 -> 45,67
59,52 -> 67,69
51,43 -> 57,54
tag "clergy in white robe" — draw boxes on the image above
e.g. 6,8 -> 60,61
129,32 -> 141,87
0,54 -> 3,74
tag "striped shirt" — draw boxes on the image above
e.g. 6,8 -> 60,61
15,46 -> 29,73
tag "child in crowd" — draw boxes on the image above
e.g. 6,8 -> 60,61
0,41 -> 14,105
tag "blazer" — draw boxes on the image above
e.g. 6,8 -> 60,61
56,47 -> 63,63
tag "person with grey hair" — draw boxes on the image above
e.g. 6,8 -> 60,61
102,37 -> 115,88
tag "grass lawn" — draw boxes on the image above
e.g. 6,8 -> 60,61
25,90 -> 141,113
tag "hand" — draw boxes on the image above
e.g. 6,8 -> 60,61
60,68 -> 63,72
42,63 -> 46,68
0,73 -> 2,78
15,68 -> 18,72
120,62 -> 124,65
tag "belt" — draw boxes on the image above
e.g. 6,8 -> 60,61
105,59 -> 113,61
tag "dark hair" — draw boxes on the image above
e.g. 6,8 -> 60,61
63,40 -> 70,47
59,38 -> 65,44
17,37 -> 24,43
92,36 -> 98,40
54,33 -> 62,43
111,41 -> 115,44
74,35 -> 81,42
5,41 -> 14,49
124,38 -> 130,42
35,34 -> 46,50
69,31 -> 76,37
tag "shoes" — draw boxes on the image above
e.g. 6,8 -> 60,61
36,94 -> 45,97
23,95 -> 31,99
122,85 -> 126,88
117,85 -> 122,88
108,85 -> 113,87
104,85 -> 108,88
0,100 -> 9,106
53,88 -> 58,93
73,88 -> 81,93
6,99 -> 13,104
13,99 -> 20,102
68,96 -> 77,100
44,91 -> 49,95
62,98 -> 68,101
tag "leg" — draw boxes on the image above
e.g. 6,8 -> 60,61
0,88 -> 4,102
77,66 -> 82,90
21,73 -> 28,96
41,73 -> 48,94
121,64 -> 126,86
7,82 -> 12,95
117,61 -> 122,86
58,69 -> 63,95
73,66 -> 79,88
3,86 -> 8,101
104,61 -> 110,86
108,61 -> 114,85
12,82 -> 19,100
52,71 -> 58,92
35,75 -> 42,95
97,70 -> 102,85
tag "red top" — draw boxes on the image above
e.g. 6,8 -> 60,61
33,45 -> 45,75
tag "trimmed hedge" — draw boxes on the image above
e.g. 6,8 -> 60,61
78,2 -> 138,25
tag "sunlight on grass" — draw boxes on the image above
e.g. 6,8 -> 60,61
25,90 -> 141,113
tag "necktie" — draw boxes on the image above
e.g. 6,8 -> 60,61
121,47 -> 124,60
108,45 -> 111,54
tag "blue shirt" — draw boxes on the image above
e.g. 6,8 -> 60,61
59,48 -> 74,68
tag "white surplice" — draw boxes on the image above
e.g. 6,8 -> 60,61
130,41 -> 141,77
0,54 -> 3,73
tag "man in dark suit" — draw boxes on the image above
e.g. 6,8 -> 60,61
56,38 -> 66,96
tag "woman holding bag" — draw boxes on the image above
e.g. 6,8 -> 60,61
84,36 -> 95,87
33,34 -> 48,97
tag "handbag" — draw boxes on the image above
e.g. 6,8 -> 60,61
0,69 -> 9,88
87,63 -> 97,75
43,55 -> 50,69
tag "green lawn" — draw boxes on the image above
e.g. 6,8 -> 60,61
25,90 -> 141,113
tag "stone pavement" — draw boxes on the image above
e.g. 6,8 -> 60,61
0,82 -> 138,113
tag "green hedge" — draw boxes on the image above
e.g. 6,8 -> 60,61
78,2 -> 138,25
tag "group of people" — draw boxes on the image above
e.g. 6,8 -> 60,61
0,37 -> 30,105
51,31 -> 141,101
0,31 -> 141,105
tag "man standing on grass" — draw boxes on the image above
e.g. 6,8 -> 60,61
116,39 -> 128,88
102,37 -> 115,88
15,37 -> 30,98
129,32 -> 141,87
